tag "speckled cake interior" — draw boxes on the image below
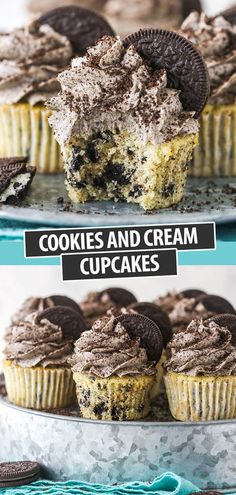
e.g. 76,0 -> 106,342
63,131 -> 198,211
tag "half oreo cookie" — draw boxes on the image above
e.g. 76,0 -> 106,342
49,295 -> 83,316
123,29 -> 209,116
0,461 -> 40,488
195,294 -> 235,315
127,302 -> 172,347
101,288 -> 137,307
37,6 -> 115,55
36,306 -> 86,340
206,314 -> 236,347
114,313 -> 163,362
182,0 -> 202,20
0,157 -> 35,204
180,289 -> 207,299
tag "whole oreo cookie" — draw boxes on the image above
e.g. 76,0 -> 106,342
37,6 -> 115,55
207,314 -> 236,347
127,302 -> 172,347
114,313 -> 163,362
101,288 -> 137,307
180,289 -> 207,299
182,0 -> 202,20
0,461 -> 40,488
220,6 -> 236,25
123,29 -> 209,116
196,294 -> 235,315
50,295 -> 83,316
36,306 -> 86,340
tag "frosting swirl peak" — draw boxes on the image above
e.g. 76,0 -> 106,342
48,36 -> 199,146
71,315 -> 156,377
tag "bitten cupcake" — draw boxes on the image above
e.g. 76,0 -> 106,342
3,306 -> 85,410
80,287 -> 137,328
164,318 -> 236,421
0,6 -> 114,173
71,313 -> 163,420
180,12 -> 236,176
48,30 -> 208,210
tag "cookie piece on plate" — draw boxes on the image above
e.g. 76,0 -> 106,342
0,157 -> 35,204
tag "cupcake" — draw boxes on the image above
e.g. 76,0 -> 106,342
3,306 -> 85,410
48,30 -> 208,210
71,313 -> 163,420
80,287 -> 137,328
0,6 -> 114,173
0,20 -> 72,173
164,318 -> 236,421
169,293 -> 235,333
153,288 -> 206,314
180,12 -> 236,176
27,0 -> 202,36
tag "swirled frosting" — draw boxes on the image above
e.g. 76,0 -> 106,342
0,22 -> 73,105
80,291 -> 115,327
169,297 -> 213,327
11,297 -> 55,325
4,313 -> 73,368
71,315 -> 156,377
48,36 -> 199,146
154,291 -> 182,313
165,319 -> 236,376
180,12 -> 236,104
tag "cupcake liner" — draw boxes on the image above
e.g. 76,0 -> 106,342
150,350 -> 167,399
62,132 -> 198,210
3,360 -> 74,410
73,372 -> 155,420
191,104 -> 236,176
164,371 -> 236,421
0,104 -> 63,173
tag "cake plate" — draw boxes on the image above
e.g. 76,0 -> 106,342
0,397 -> 235,490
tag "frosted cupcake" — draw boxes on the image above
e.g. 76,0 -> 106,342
3,312 -> 75,410
80,287 -> 137,328
164,319 -> 236,421
180,12 -> 236,176
48,31 -> 208,210
71,313 -> 163,420
0,21 -> 72,173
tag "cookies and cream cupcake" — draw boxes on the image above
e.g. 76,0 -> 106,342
80,287 -> 137,328
0,6 -> 114,173
164,318 -> 236,421
180,12 -> 236,176
3,313 -> 74,409
48,31 -> 208,210
71,313 -> 163,420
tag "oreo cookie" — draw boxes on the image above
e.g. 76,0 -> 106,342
207,314 -> 236,347
101,288 -> 137,307
0,157 -> 35,204
114,313 -> 163,362
220,6 -> 236,25
182,0 -> 202,20
0,461 -> 40,488
37,6 -> 115,55
127,302 -> 172,347
123,29 -> 209,116
49,295 -> 83,316
36,306 -> 86,340
180,289 -> 207,299
196,294 -> 235,315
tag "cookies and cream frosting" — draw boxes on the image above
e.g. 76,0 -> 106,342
71,315 -> 156,377
165,319 -> 236,376
4,313 -> 73,368
0,22 -> 73,105
80,291 -> 115,322
169,297 -> 213,327
48,36 -> 199,146
180,12 -> 236,104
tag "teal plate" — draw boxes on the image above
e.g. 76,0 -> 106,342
0,175 -> 235,227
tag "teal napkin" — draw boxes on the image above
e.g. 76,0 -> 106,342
0,473 -> 199,495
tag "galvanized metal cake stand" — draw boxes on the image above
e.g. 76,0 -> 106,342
0,397 -> 235,491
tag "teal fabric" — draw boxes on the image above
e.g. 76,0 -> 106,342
0,473 -> 199,495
